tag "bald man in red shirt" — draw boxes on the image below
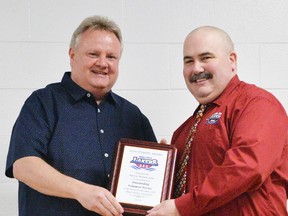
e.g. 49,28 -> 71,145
147,26 -> 288,216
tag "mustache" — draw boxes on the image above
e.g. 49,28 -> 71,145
189,72 -> 213,83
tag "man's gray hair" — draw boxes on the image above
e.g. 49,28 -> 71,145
70,15 -> 122,50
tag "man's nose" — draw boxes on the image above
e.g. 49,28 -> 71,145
193,61 -> 204,73
96,56 -> 108,68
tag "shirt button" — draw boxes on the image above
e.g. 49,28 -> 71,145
107,174 -> 110,178
104,153 -> 109,157
86,93 -> 91,98
100,129 -> 104,133
98,108 -> 100,113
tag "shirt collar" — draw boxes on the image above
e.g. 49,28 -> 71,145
61,71 -> 118,105
211,74 -> 240,106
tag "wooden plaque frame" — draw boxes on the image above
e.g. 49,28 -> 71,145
109,138 -> 177,216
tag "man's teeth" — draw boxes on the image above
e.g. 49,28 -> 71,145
92,70 -> 106,75
195,78 -> 207,83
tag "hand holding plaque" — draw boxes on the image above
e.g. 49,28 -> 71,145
109,139 -> 177,215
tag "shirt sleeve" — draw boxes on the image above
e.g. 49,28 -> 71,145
5,91 -> 53,178
141,113 -> 157,142
175,96 -> 288,215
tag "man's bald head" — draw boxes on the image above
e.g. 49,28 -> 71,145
185,26 -> 234,55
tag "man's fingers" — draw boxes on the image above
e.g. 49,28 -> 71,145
147,203 -> 161,214
105,192 -> 124,213
160,138 -> 167,144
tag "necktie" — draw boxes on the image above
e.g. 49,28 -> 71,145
174,104 -> 206,198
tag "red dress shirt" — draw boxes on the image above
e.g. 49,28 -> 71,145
172,75 -> 288,215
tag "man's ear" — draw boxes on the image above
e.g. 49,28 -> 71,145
229,51 -> 237,72
68,48 -> 75,68
69,48 -> 75,60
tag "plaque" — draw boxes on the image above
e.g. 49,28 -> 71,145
109,138 -> 177,216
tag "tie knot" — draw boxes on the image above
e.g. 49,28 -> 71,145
199,104 -> 206,113
200,104 -> 206,110
195,104 -> 206,120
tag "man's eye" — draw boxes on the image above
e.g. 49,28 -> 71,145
184,60 -> 194,64
202,56 -> 212,61
89,53 -> 98,57
107,56 -> 117,60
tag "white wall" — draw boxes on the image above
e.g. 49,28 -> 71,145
1,0 -> 288,215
